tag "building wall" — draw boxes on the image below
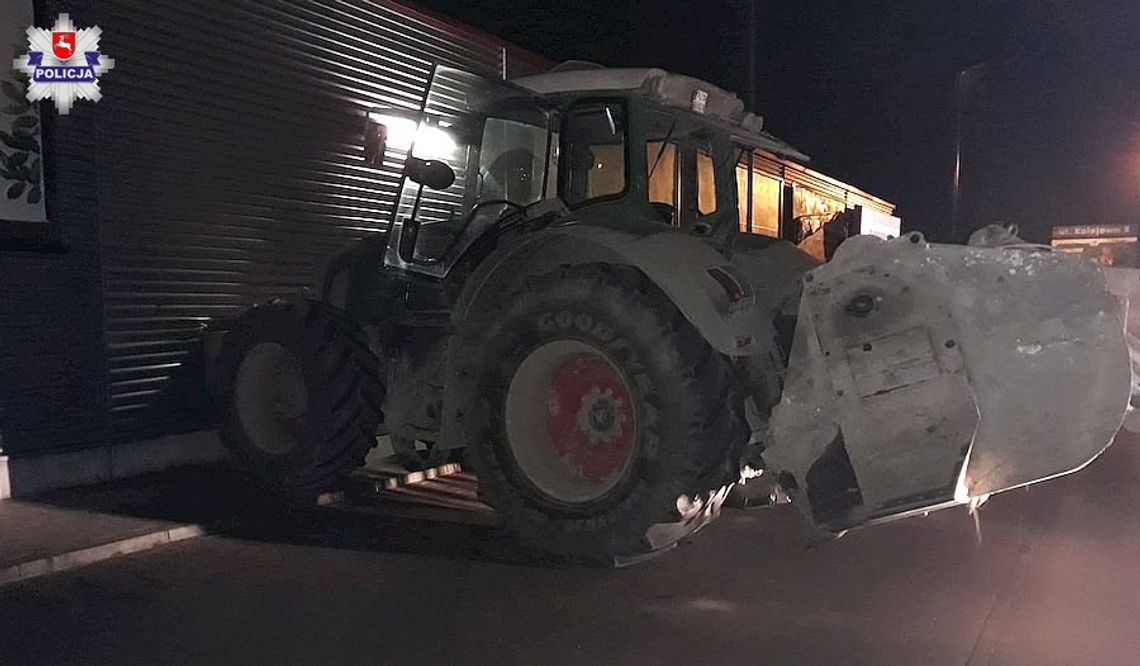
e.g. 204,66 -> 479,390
0,0 -> 548,457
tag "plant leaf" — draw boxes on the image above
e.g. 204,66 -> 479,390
27,184 -> 41,204
8,151 -> 28,167
3,103 -> 29,115
7,181 -> 26,199
1,80 -> 24,102
8,131 -> 39,153
13,115 -> 36,129
29,159 -> 41,182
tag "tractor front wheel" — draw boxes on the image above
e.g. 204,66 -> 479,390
217,300 -> 383,496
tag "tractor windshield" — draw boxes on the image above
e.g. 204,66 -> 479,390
477,113 -> 553,206
388,67 -> 553,263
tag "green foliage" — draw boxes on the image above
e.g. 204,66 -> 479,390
0,34 -> 42,206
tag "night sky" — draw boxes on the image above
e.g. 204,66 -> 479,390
417,0 -> 1140,242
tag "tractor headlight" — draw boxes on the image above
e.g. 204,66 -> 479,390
366,112 -> 456,158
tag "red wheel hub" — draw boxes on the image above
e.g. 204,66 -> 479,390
544,352 -> 637,483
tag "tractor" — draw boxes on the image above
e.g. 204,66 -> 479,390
216,64 -> 1130,564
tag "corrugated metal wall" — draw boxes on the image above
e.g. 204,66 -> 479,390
88,0 -> 549,440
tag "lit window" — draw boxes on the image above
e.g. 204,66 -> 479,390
735,164 -> 781,237
562,104 -> 627,206
697,150 -> 717,215
647,141 -> 677,207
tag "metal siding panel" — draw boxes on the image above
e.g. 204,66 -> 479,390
95,0 -> 549,438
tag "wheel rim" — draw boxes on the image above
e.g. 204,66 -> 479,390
504,340 -> 638,505
234,342 -> 309,455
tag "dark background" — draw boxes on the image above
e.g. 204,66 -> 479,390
417,0 -> 1140,242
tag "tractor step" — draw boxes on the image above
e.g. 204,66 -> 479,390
315,459 -> 500,527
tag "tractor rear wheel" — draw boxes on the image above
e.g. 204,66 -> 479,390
217,300 -> 383,496
458,264 -> 748,563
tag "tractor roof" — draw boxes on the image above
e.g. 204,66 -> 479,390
512,66 -> 809,162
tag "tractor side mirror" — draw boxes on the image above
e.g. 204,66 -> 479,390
405,157 -> 456,191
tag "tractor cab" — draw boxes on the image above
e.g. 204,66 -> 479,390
509,65 -> 808,240
361,67 -> 555,276
362,65 -> 807,279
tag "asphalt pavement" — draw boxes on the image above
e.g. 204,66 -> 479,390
4,433 -> 1140,666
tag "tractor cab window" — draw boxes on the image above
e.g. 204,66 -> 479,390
390,94 -> 554,263
735,151 -> 782,238
646,110 -> 680,224
645,110 -> 723,227
646,141 -> 678,208
477,113 -> 552,207
697,149 -> 717,215
561,103 -> 627,207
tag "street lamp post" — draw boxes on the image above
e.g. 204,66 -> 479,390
952,62 -> 985,243
747,0 -> 756,111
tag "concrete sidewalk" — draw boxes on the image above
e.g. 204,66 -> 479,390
0,465 -> 247,587
0,455 -> 485,587
0,500 -> 202,585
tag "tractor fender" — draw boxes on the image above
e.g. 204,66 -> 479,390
313,232 -> 393,319
456,225 -> 776,358
439,224 -> 776,456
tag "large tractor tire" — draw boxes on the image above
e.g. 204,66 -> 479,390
217,299 -> 384,496
459,264 -> 748,563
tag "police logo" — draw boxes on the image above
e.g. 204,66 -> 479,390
12,13 -> 115,114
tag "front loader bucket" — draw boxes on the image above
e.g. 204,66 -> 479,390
763,233 -> 1130,531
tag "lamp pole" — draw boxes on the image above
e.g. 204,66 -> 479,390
952,62 -> 985,243
747,0 -> 756,111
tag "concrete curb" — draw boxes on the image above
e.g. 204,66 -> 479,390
1,431 -> 228,499
0,524 -> 205,587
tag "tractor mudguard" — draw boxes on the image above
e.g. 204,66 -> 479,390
762,232 -> 1131,531
454,224 -> 779,358
437,224 -> 781,456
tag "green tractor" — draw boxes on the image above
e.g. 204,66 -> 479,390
217,64 -> 1130,563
